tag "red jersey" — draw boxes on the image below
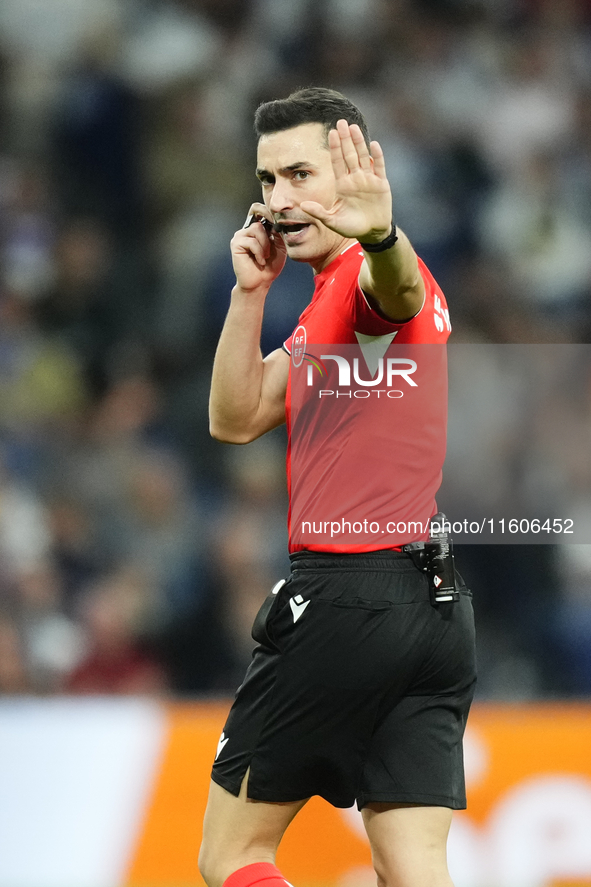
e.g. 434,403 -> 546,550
284,242 -> 451,553
284,243 -> 451,352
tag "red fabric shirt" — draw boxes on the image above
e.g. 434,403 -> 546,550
284,243 -> 451,553
284,243 -> 451,353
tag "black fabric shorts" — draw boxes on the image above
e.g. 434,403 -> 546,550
211,550 -> 476,810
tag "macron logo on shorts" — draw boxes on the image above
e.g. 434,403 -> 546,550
215,732 -> 229,760
289,594 -> 310,623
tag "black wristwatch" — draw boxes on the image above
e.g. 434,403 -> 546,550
359,225 -> 398,253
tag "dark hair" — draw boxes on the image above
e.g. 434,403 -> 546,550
254,87 -> 371,148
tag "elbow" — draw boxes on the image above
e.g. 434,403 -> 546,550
209,418 -> 256,444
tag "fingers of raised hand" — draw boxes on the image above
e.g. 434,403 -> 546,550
328,126 -> 348,178
369,140 -> 387,179
349,123 -> 372,171
334,119 -> 372,173
299,200 -> 330,223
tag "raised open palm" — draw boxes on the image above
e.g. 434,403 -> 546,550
300,119 -> 393,241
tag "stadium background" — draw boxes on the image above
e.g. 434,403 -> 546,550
1,0 -> 591,885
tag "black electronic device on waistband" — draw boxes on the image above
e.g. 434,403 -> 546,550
403,513 -> 459,605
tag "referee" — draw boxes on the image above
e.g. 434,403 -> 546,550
200,88 -> 476,887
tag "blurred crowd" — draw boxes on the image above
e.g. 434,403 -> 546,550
1,0 -> 591,699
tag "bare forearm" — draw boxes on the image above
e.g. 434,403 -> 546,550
209,286 -> 269,442
363,227 -> 419,294
359,227 -> 424,321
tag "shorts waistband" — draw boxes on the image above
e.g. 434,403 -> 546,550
289,549 -> 414,572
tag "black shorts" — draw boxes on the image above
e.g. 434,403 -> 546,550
212,550 -> 476,810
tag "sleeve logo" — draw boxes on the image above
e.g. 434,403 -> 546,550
292,325 -> 307,368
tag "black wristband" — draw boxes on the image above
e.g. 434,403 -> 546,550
358,225 -> 398,253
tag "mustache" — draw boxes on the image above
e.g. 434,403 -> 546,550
272,217 -> 311,233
